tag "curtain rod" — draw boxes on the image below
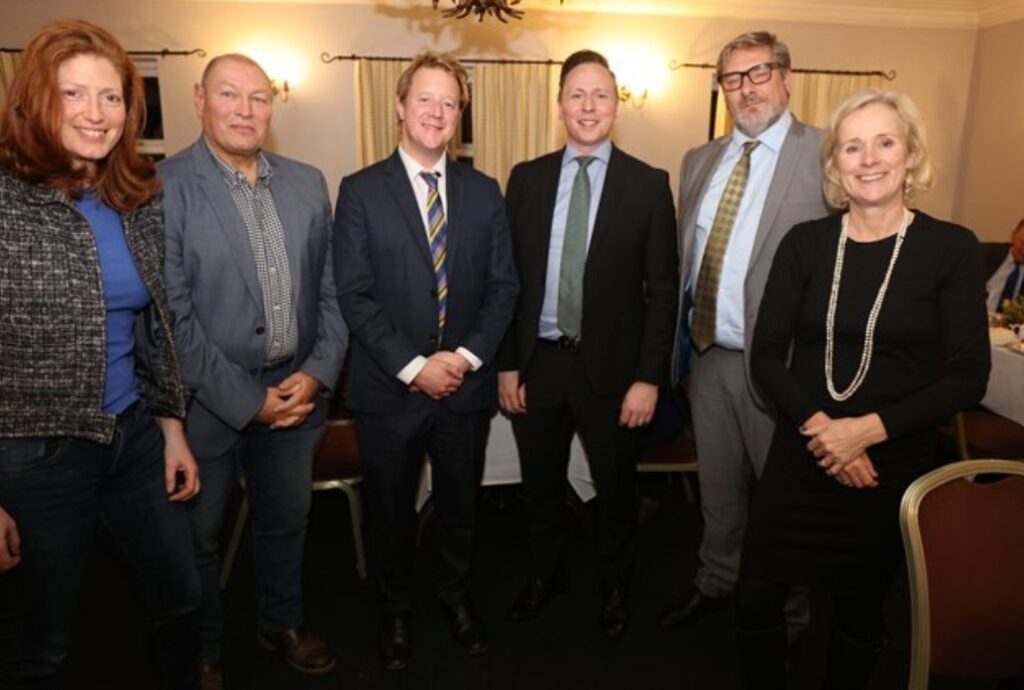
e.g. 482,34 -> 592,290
669,60 -> 896,80
321,52 -> 561,66
1,47 -> 206,58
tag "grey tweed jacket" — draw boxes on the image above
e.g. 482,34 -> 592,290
0,167 -> 187,444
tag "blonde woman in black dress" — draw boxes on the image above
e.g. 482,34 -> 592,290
735,90 -> 990,688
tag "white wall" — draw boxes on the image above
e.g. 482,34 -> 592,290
953,17 -> 1024,241
0,0 -> 978,221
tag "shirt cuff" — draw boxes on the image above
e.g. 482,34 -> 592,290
456,347 -> 483,372
396,356 -> 428,385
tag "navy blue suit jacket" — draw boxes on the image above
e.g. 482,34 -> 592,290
333,151 -> 518,414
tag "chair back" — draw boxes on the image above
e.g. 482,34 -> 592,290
900,459 -> 1024,688
312,419 -> 362,482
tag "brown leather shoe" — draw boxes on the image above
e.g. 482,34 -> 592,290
199,663 -> 223,690
257,626 -> 336,676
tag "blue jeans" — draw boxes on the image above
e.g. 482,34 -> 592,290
188,397 -> 323,664
0,408 -> 201,690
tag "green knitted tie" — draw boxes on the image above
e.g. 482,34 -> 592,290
557,155 -> 594,340
691,140 -> 759,353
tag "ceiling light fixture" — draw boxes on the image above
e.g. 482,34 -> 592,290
430,0 -> 564,22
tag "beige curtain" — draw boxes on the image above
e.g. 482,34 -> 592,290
356,58 -> 409,167
0,51 -> 22,109
471,62 -> 559,189
714,72 -> 887,138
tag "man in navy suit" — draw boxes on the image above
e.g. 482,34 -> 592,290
497,50 -> 678,640
333,52 -> 518,672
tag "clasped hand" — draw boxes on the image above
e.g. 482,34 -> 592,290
801,412 -> 887,489
256,371 -> 321,429
410,351 -> 471,400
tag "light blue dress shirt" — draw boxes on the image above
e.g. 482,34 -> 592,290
539,140 -> 612,339
690,111 -> 793,350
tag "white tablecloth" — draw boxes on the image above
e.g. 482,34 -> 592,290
981,345 -> 1024,426
416,414 -> 595,509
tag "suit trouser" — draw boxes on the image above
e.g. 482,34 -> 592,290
689,346 -> 774,598
511,340 -> 640,589
187,363 -> 323,665
354,405 -> 489,615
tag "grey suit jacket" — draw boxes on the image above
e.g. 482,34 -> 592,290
160,139 -> 348,456
674,116 -> 828,405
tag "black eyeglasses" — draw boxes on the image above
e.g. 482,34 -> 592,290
717,62 -> 781,92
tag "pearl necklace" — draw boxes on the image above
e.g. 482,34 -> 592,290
825,208 -> 914,402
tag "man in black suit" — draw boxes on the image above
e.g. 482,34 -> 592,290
333,52 -> 518,671
497,49 -> 678,639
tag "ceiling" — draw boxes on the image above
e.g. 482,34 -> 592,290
96,0 -> 1024,28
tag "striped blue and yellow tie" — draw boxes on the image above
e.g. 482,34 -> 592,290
420,171 -> 448,336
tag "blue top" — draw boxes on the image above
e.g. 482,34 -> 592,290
539,139 -> 612,339
76,193 -> 151,414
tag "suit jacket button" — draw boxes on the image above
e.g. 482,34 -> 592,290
428,335 -> 438,344
249,367 -> 259,375
430,288 -> 438,297
255,326 -> 265,335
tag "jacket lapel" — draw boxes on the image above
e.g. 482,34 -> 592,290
444,158 -> 463,281
383,151 -> 434,271
529,150 -> 564,282
266,160 -> 306,317
190,140 -> 265,309
586,145 -> 623,263
749,119 -> 803,264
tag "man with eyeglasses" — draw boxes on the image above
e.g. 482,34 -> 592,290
660,31 -> 828,631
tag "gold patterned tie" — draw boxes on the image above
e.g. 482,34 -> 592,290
690,140 -> 759,353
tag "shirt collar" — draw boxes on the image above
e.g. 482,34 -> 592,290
562,139 -> 612,168
204,137 -> 272,186
730,110 -> 792,154
398,144 -> 448,184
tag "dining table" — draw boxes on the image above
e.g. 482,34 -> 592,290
416,413 -> 595,509
981,341 -> 1024,426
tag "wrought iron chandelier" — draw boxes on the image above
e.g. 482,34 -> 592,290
430,0 -> 564,22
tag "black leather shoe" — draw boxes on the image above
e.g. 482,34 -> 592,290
257,626 -> 336,676
377,614 -> 412,672
600,587 -> 629,639
507,573 -> 568,621
443,599 -> 489,655
659,590 -> 730,629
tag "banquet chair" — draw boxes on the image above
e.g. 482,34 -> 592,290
220,418 -> 368,588
899,459 -> 1024,689
637,425 -> 699,504
944,408 -> 1024,461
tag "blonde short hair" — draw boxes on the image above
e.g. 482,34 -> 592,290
396,51 -> 470,111
821,89 -> 934,209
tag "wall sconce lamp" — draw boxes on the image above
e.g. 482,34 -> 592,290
270,79 -> 290,103
618,85 -> 648,109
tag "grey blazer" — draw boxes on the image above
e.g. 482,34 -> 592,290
160,139 -> 348,456
674,116 -> 828,403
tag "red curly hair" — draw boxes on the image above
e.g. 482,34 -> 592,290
0,19 -> 158,211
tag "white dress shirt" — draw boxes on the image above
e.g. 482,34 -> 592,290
986,251 -> 1023,312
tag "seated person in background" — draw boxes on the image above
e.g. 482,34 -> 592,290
986,217 -> 1024,313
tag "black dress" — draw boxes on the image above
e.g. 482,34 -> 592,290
743,211 -> 990,596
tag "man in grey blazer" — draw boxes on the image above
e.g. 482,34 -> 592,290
661,32 -> 828,628
161,54 -> 347,686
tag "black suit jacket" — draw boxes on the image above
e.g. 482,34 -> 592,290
334,151 -> 519,414
497,145 -> 679,396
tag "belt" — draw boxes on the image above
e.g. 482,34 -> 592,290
537,335 -> 581,352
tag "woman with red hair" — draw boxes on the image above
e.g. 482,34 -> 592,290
0,20 -> 200,689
